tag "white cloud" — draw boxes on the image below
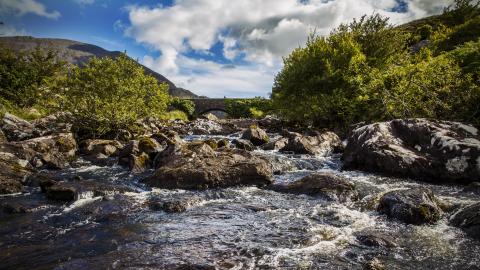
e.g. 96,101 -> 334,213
0,0 -> 60,19
126,0 -> 454,97
0,24 -> 28,36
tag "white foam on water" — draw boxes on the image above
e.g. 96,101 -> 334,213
63,196 -> 102,213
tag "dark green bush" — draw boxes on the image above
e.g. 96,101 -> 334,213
169,97 -> 195,117
225,98 -> 273,119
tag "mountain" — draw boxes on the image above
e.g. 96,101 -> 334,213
0,36 -> 199,98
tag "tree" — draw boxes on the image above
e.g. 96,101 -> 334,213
0,46 -> 65,108
55,54 -> 170,138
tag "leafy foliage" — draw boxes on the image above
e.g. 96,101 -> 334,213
0,46 -> 65,108
225,97 -> 273,119
272,5 -> 480,131
168,97 -> 195,117
53,54 -> 170,138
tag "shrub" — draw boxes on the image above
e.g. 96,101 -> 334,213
225,97 -> 273,118
54,54 -> 170,138
161,110 -> 189,122
169,97 -> 195,117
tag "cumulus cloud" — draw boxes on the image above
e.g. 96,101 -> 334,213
125,0 -> 454,97
0,0 -> 60,19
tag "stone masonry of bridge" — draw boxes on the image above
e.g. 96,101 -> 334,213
186,98 -> 230,115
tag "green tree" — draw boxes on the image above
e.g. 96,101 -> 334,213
0,46 -> 65,108
55,54 -> 170,138
168,97 -> 195,117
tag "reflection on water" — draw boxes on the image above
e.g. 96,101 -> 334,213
1,134 -> 479,269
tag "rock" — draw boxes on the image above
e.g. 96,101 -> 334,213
343,119 -> 480,183
175,119 -> 239,135
80,139 -> 123,165
151,130 -> 184,146
280,131 -> 343,156
0,129 -> 6,144
149,198 -> 200,213
46,184 -> 76,201
356,233 -> 397,248
450,202 -> 480,240
139,137 -> 164,155
377,188 -> 442,225
1,202 -> 28,214
463,182 -> 480,194
201,113 -> 218,121
262,137 -> 288,151
142,148 -> 273,190
258,115 -> 284,133
257,153 -> 297,174
1,113 -> 36,141
5,133 -> 77,169
129,153 -> 151,172
241,126 -> 269,146
217,138 -> 230,148
31,112 -> 73,136
80,139 -> 123,156
363,258 -> 385,270
44,180 -> 133,201
232,139 -> 255,151
270,173 -> 357,201
202,138 -> 218,150
0,152 -> 33,194
118,140 -> 152,171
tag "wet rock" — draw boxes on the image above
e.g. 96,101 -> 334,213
450,202 -> 480,240
377,188 -> 442,225
1,202 -> 28,214
356,233 -> 397,249
270,172 -> 357,201
343,119 -> 480,183
363,258 -> 385,270
129,153 -> 151,172
262,137 -> 288,151
241,126 -> 269,146
202,138 -> 218,150
0,152 -> 32,194
118,140 -> 154,171
148,198 -> 200,213
258,153 -> 297,174
258,115 -> 284,133
142,148 -> 273,190
280,131 -> 343,156
232,139 -> 255,151
152,130 -> 184,146
46,184 -> 76,201
217,138 -> 230,148
463,182 -> 480,195
1,113 -> 36,141
4,133 -> 77,169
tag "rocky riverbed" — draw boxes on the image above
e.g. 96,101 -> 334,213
0,113 -> 479,269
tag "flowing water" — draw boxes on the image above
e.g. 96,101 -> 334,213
1,134 -> 480,269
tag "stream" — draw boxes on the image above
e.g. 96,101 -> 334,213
1,133 -> 480,269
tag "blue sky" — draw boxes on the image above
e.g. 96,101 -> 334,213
0,0 -> 452,97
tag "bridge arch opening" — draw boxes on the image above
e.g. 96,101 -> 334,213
198,109 -> 228,119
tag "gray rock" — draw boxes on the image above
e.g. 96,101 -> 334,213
280,131 -> 343,156
0,152 -> 32,194
262,137 -> 288,151
377,188 -> 442,225
450,202 -> 480,240
343,119 -> 480,183
241,127 -> 269,146
270,172 -> 357,202
1,113 -> 36,141
232,139 -> 255,151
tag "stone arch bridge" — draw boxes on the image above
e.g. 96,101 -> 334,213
186,98 -> 233,116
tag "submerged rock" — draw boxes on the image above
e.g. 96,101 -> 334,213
241,126 -> 269,146
142,145 -> 273,190
450,202 -> 480,240
343,119 -> 480,183
270,172 -> 357,201
280,131 -> 343,156
377,188 -> 442,225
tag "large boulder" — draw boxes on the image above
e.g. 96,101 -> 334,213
450,202 -> 480,240
280,130 -> 343,156
1,113 -> 36,141
377,188 -> 442,225
142,145 -> 273,190
4,133 -> 77,169
0,152 -> 32,194
232,139 -> 255,151
31,112 -> 72,136
270,172 -> 357,201
79,139 -> 124,165
241,126 -> 269,146
343,119 -> 480,183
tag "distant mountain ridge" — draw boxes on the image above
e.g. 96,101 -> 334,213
0,36 -> 199,98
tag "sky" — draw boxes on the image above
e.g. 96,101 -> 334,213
0,0 -> 453,98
